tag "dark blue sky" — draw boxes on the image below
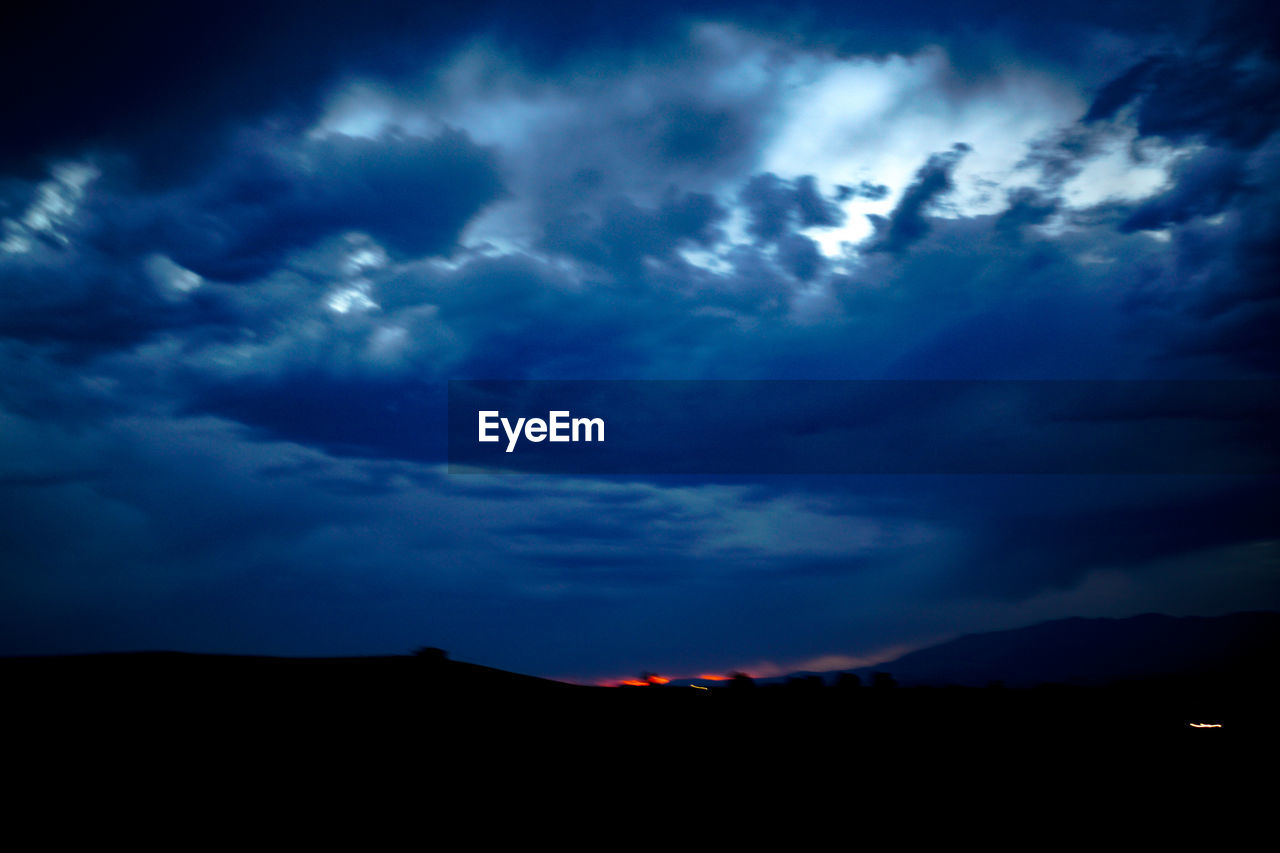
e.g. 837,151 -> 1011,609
1,0 -> 1277,681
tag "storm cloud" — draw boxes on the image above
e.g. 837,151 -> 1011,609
1,0 -> 1277,681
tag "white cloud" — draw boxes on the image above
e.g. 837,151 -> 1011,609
1,162 -> 99,254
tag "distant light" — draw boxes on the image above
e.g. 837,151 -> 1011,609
1188,723 -> 1223,728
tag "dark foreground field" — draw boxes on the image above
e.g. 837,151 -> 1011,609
2,652 -> 1255,746
2,654 -> 1254,808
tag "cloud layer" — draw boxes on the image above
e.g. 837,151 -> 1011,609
2,1 -> 1278,680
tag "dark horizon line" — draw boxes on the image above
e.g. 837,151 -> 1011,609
3,608 -> 1274,686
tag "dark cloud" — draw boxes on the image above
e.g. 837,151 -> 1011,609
1117,136 -> 1280,374
0,0 -> 1243,180
1083,57 -> 1166,124
836,181 -> 891,202
775,234 -> 825,282
0,2 -> 494,183
740,173 -> 844,245
866,143 -> 970,254
542,189 -> 727,279
1084,8 -> 1280,148
120,129 -> 503,282
1121,147 -> 1246,232
949,477 -> 1280,598
995,187 -> 1058,236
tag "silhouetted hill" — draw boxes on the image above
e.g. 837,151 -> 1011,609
0,649 -> 581,696
842,611 -> 1279,687
1,625 -> 1267,741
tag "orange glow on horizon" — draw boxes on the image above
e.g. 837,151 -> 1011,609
601,671 -> 749,686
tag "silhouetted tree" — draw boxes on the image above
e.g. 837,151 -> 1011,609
871,671 -> 897,688
835,672 -> 862,690
414,647 -> 448,664
728,671 -> 756,689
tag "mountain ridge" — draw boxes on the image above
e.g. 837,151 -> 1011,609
824,610 -> 1280,687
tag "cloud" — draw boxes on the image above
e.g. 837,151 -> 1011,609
1120,147 -> 1246,232
542,189 -> 728,279
1085,51 -> 1280,148
1,1 -> 1279,679
740,174 -> 845,243
113,128 -> 504,282
0,1 -> 485,181
866,143 -> 971,253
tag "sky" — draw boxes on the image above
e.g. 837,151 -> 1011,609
1,0 -> 1278,682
